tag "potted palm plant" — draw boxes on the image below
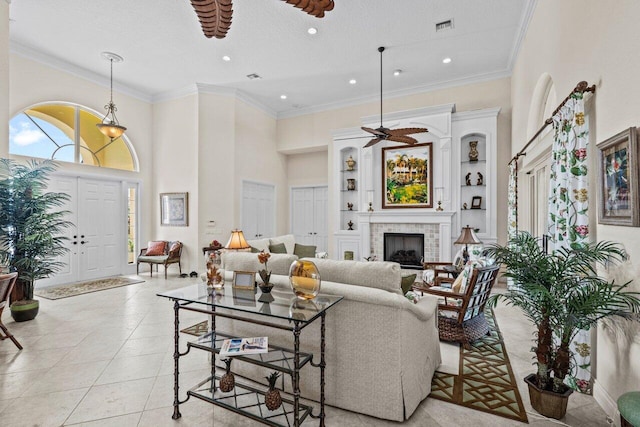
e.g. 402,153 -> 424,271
0,159 -> 71,321
486,232 -> 640,419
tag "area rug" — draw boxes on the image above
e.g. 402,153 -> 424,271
34,277 -> 144,300
430,309 -> 528,423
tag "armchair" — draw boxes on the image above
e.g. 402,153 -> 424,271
0,272 -> 22,350
136,240 -> 183,278
421,264 -> 499,349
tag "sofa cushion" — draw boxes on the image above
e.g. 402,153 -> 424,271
301,258 -> 402,294
293,243 -> 316,258
269,234 -> 296,254
269,243 -> 287,254
138,255 -> 169,263
146,241 -> 166,256
246,237 -> 270,253
222,252 -> 298,278
401,274 -> 417,294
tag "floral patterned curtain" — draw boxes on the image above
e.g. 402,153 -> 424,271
508,161 -> 518,241
547,92 -> 592,393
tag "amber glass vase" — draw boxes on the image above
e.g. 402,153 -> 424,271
289,260 -> 321,300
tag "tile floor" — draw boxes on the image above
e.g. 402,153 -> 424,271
0,275 -> 611,426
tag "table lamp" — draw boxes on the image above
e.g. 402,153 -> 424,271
454,225 -> 482,265
225,229 -> 250,250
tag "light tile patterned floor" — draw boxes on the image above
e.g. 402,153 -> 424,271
0,275 -> 610,426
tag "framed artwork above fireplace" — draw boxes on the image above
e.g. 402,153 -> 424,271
382,143 -> 433,209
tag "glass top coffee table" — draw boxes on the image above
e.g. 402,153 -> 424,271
158,284 -> 343,427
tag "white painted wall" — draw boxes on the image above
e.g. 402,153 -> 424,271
234,99 -> 286,237
0,3 -> 8,156
511,0 -> 640,418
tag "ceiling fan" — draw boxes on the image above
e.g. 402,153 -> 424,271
189,0 -> 335,39
361,47 -> 429,148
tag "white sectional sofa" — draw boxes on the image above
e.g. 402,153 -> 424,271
219,251 -> 441,421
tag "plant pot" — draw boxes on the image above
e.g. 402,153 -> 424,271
10,299 -> 40,322
524,373 -> 573,420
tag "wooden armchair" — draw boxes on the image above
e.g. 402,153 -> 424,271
136,240 -> 183,278
0,272 -> 22,350
422,264 -> 499,349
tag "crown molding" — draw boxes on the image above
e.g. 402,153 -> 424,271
361,103 -> 455,126
10,41 -> 153,103
452,107 -> 502,121
153,83 -> 277,119
507,0 -> 537,71
277,69 -> 511,120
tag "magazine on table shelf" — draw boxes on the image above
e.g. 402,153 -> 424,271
220,336 -> 268,356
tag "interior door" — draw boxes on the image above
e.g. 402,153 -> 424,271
292,188 -> 315,245
242,181 -> 275,239
313,187 -> 328,252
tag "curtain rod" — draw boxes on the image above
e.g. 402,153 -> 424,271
509,81 -> 596,165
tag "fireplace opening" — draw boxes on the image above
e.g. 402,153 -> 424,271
383,233 -> 424,270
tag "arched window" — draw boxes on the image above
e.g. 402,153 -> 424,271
9,102 -> 138,171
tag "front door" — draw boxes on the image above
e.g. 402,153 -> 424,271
37,176 -> 124,288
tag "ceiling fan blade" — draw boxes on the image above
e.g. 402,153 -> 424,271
387,135 -> 418,145
361,126 -> 387,137
282,0 -> 335,18
364,138 -> 383,148
386,127 -> 429,137
191,0 -> 233,39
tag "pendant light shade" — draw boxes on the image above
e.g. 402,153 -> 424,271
97,52 -> 126,140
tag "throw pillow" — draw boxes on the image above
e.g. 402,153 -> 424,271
451,273 -> 465,293
168,242 -> 181,258
293,243 -> 316,258
401,274 -> 417,294
250,246 -> 260,253
146,241 -> 166,256
269,242 -> 287,254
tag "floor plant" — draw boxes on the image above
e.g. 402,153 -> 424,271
0,158 -> 72,321
486,232 -> 640,417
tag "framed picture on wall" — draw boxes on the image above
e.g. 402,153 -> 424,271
381,143 -> 433,209
160,192 -> 189,226
596,127 -> 639,226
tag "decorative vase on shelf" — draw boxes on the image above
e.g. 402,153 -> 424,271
347,178 -> 356,191
289,260 -> 321,300
345,155 -> 356,171
468,140 -> 479,162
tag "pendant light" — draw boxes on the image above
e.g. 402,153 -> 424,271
96,52 -> 127,140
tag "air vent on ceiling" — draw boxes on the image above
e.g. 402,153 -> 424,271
435,19 -> 453,32
246,73 -> 262,80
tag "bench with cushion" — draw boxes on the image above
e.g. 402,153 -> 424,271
136,240 -> 183,278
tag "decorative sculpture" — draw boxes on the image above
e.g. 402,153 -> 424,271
465,173 -> 472,186
347,220 -> 354,230
469,140 -> 479,162
477,172 -> 484,186
347,202 -> 353,211
463,203 -> 468,210
345,155 -> 356,171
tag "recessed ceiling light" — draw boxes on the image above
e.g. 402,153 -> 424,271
442,57 -> 452,64
280,95 -> 287,100
308,27 -> 318,35
222,55 -> 231,61
393,69 -> 402,76
349,79 -> 357,85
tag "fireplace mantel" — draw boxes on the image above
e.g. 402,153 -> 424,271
358,211 -> 455,262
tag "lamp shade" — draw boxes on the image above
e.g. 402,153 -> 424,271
97,122 -> 126,139
225,229 -> 250,250
454,226 -> 482,246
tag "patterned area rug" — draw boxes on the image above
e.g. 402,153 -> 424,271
35,277 -> 145,300
430,309 -> 528,423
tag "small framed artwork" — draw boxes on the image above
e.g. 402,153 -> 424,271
160,192 -> 189,226
382,143 -> 433,209
471,196 -> 482,209
597,127 -> 639,226
232,271 -> 256,290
